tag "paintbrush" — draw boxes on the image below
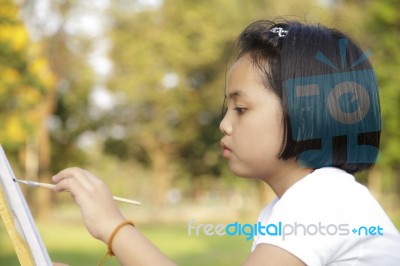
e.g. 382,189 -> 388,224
14,179 -> 141,206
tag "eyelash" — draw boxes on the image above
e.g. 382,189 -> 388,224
234,107 -> 246,114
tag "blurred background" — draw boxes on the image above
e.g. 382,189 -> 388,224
0,0 -> 399,265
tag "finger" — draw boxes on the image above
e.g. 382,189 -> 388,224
54,177 -> 103,212
53,176 -> 86,198
52,167 -> 83,183
52,167 -> 94,191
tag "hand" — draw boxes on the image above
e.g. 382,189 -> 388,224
52,167 -> 126,243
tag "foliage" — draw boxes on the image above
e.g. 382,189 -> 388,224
364,0 -> 400,197
0,0 -> 55,149
365,0 -> 400,168
0,0 -> 399,207
1,0 -> 399,263
103,0 -> 326,203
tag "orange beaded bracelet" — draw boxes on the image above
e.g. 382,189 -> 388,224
98,220 -> 135,265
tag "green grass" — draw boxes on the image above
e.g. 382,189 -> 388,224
1,211 -> 399,265
0,222 -> 251,266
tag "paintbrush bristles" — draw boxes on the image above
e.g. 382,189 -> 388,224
15,179 -> 56,190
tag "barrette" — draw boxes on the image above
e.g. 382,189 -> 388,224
270,27 -> 288,37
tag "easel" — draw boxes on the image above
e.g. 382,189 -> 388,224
0,145 -> 51,265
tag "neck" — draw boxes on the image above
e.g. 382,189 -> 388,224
262,160 -> 314,198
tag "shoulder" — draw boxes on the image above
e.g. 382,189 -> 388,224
269,168 -> 356,217
251,167 -> 400,265
276,167 -> 375,215
268,167 -> 396,229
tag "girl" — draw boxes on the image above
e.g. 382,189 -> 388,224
52,20 -> 400,265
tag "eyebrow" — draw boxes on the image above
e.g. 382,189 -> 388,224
225,90 -> 247,99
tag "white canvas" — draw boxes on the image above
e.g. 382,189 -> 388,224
0,145 -> 51,265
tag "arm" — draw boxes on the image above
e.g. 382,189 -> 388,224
52,167 -> 176,266
242,244 -> 305,266
52,168 -> 303,266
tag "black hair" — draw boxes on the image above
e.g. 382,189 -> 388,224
236,20 -> 381,173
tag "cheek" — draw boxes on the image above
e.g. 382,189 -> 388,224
241,121 -> 283,157
231,129 -> 283,178
257,131 -> 283,158
254,116 -> 284,155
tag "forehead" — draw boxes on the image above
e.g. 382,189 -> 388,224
225,54 -> 265,99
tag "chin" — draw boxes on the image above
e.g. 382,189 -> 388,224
229,165 -> 259,179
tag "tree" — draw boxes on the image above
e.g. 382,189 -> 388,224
331,0 -> 400,207
363,0 -> 400,205
0,0 -> 56,219
104,0 -> 326,205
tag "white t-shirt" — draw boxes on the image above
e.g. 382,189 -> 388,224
251,167 -> 400,266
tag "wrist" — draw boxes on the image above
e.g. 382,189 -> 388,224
99,215 -> 126,243
98,220 -> 135,265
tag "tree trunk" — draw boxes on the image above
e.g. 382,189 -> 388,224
28,88 -> 56,221
152,145 -> 171,207
141,135 -> 172,207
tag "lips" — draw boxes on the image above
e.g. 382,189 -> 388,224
220,140 -> 232,158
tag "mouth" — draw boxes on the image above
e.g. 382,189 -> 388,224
220,140 -> 232,158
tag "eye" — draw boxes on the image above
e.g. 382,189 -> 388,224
234,107 -> 246,114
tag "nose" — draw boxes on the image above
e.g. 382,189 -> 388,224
219,113 -> 232,135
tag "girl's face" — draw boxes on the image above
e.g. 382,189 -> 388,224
220,54 -> 287,180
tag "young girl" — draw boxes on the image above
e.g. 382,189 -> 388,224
52,20 -> 400,265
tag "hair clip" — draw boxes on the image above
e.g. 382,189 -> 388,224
270,27 -> 288,37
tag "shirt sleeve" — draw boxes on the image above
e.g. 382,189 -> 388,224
252,170 -> 361,265
253,168 -> 400,266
